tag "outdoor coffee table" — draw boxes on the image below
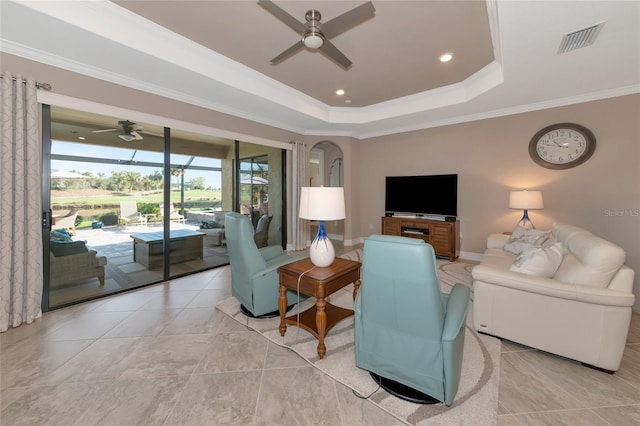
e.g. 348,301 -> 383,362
130,229 -> 204,270
277,257 -> 361,359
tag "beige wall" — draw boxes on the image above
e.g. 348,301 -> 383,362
357,94 -> 640,310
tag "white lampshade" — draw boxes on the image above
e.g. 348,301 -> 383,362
299,187 -> 345,267
299,187 -> 346,221
509,190 -> 543,230
509,190 -> 544,210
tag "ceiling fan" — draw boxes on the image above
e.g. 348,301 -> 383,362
92,120 -> 144,142
258,0 -> 376,69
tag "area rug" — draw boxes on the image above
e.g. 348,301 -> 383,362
216,259 -> 500,425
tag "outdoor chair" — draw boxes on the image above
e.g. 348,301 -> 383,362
225,212 -> 303,317
254,214 -> 272,248
159,203 -> 185,223
354,235 -> 470,406
49,230 -> 107,288
119,201 -> 147,226
52,208 -> 79,235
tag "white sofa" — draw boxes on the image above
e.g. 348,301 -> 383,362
472,223 -> 635,372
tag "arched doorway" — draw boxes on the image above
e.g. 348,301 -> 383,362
309,141 -> 344,243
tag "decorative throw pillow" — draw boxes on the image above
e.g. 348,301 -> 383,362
200,221 -> 219,229
50,240 -> 88,257
504,227 -> 554,255
50,229 -> 73,242
510,242 -> 564,278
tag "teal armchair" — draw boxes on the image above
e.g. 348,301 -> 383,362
225,212 -> 304,317
354,235 -> 470,406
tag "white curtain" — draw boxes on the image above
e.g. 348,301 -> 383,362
291,140 -> 307,251
0,72 -> 43,332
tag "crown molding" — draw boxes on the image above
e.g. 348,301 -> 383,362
356,85 -> 640,140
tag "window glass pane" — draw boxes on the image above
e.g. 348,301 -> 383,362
168,129 -> 231,278
238,144 -> 282,248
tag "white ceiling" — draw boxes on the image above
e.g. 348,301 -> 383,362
1,0 -> 639,139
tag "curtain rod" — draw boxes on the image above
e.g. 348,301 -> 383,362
35,82 -> 52,91
7,76 -> 52,91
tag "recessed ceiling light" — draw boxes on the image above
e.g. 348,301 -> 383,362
439,53 -> 453,62
345,99 -> 352,105
335,89 -> 345,96
78,136 -> 86,140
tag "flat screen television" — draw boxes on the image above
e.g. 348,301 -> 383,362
385,174 -> 458,217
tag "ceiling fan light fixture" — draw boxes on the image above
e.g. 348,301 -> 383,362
119,133 -> 136,142
303,31 -> 324,49
303,9 -> 324,49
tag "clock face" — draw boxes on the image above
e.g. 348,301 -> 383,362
529,123 -> 596,169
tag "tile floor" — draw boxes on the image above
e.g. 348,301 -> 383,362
497,311 -> 640,425
2,263 -> 640,425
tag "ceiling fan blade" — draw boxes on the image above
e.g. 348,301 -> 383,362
270,40 -> 305,64
91,128 -> 118,133
319,40 -> 352,69
130,131 -> 144,140
321,1 -> 376,39
258,0 -> 306,34
140,130 -> 164,138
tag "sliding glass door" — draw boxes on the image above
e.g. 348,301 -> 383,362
45,106 -> 234,309
168,129 -> 232,277
44,105 -> 287,310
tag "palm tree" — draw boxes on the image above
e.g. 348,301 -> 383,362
149,170 -> 163,190
95,172 -> 107,189
170,168 -> 184,191
108,171 -> 127,192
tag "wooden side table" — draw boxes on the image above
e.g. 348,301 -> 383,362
277,257 -> 361,359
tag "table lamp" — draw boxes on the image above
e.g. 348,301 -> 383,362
509,190 -> 544,229
299,187 -> 346,267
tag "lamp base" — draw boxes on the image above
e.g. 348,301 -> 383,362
516,209 -> 535,229
309,221 -> 335,267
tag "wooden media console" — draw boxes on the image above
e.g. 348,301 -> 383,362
382,216 -> 459,261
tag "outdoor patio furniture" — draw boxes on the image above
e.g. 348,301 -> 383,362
197,210 -> 230,246
119,201 -> 147,226
254,214 -> 272,248
52,208 -> 79,235
49,230 -> 107,288
159,203 -> 185,223
130,229 -> 204,270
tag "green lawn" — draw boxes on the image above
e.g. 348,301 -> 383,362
52,189 -> 224,227
52,189 -> 221,205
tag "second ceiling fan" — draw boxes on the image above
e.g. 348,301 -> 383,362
258,0 -> 376,69
92,120 -> 144,142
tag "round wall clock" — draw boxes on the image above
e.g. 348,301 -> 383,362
529,123 -> 596,169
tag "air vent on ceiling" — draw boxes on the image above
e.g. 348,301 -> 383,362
558,22 -> 605,53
